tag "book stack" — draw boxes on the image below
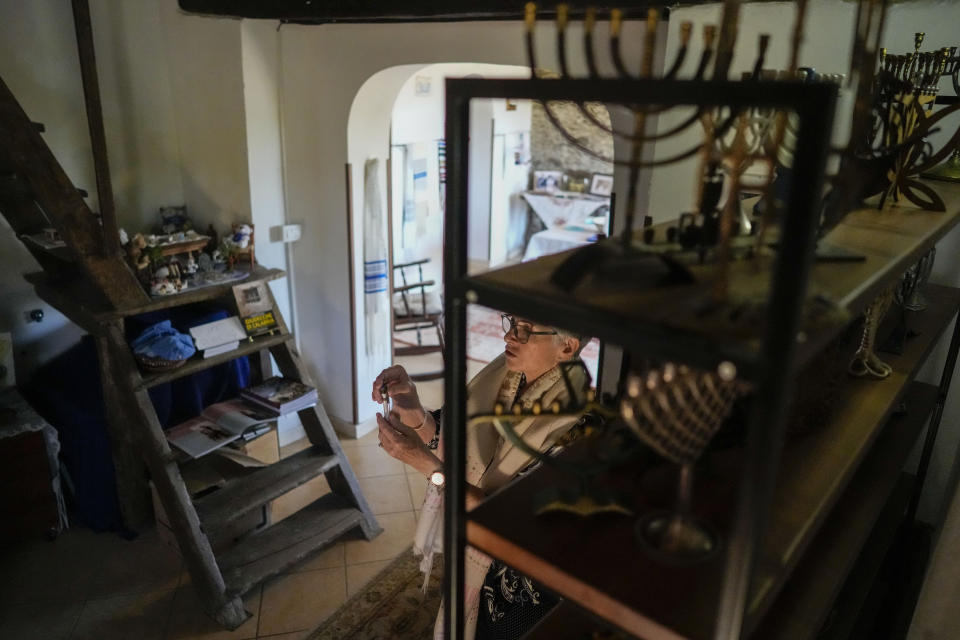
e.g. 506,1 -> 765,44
241,376 -> 318,416
189,316 -> 247,359
165,399 -> 276,459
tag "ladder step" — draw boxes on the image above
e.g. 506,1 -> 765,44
196,445 -> 339,531
218,492 -> 364,596
137,332 -> 294,389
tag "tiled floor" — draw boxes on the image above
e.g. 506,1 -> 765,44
0,359 -> 451,640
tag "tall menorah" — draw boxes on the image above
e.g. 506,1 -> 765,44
524,1 -> 811,301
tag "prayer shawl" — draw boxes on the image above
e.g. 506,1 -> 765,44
363,158 -> 389,358
413,354 -> 589,640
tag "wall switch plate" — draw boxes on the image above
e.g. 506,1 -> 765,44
270,224 -> 302,243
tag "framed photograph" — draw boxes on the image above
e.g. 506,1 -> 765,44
534,170 -> 563,192
590,173 -> 614,197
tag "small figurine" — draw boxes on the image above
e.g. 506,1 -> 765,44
184,254 -> 198,276
125,233 -> 151,284
150,279 -> 178,296
197,253 -> 213,273
222,222 -> 255,268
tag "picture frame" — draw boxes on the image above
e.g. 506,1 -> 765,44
533,170 -> 563,192
590,173 -> 614,197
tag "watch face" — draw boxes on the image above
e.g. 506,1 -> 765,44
430,471 -> 445,487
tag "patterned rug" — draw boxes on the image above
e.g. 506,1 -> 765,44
306,547 -> 443,640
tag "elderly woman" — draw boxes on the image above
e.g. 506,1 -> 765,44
372,314 -> 590,640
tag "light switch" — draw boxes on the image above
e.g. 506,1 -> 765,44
270,224 -> 302,243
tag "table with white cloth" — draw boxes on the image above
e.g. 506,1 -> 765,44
521,191 -> 609,228
521,191 -> 609,261
523,226 -> 601,261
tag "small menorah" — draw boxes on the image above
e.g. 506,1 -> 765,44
620,361 -> 749,561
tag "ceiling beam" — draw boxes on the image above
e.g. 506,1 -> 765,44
177,1 -> 679,24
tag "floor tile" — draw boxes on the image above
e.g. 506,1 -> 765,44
345,560 -> 393,597
345,511 -> 416,564
0,533 -> 102,603
337,429 -> 379,450
290,542 -> 344,573
357,474 -> 413,515
0,599 -> 84,640
278,439 -> 311,459
71,589 -> 176,640
343,445 -> 404,478
164,584 -> 260,640
406,473 -> 428,509
257,567 -> 345,637
86,530 -> 183,598
269,475 -> 330,523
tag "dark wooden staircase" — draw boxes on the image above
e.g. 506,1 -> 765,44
0,2 -> 381,629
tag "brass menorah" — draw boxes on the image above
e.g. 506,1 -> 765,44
834,26 -> 960,212
524,1 -> 813,300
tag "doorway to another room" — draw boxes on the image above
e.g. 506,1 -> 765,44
385,63 -> 612,390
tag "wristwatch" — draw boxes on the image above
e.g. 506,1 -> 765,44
429,469 -> 446,489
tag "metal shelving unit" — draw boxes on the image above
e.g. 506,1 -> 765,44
440,75 -> 960,639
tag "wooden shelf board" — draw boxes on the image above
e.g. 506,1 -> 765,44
753,414 -> 928,640
465,286 -> 960,640
25,265 -> 285,326
521,600 -> 622,640
136,331 -> 293,389
218,492 -> 363,597
461,181 -> 960,374
196,446 -> 339,531
799,475 -> 913,640
746,286 -> 959,624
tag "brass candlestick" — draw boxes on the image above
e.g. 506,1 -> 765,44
922,149 -> 960,183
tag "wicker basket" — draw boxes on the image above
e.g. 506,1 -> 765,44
135,354 -> 189,372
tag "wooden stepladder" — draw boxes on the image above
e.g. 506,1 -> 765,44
0,3 -> 380,627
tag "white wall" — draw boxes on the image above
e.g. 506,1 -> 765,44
240,20 -> 303,445
276,19 -> 656,429
157,2 -> 250,230
0,0 -> 186,378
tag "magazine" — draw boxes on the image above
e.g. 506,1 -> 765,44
232,281 -> 278,336
165,399 -> 276,459
240,376 -> 318,415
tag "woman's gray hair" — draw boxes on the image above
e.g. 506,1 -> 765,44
554,327 -> 591,357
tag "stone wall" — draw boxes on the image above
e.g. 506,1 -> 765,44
530,100 -> 614,179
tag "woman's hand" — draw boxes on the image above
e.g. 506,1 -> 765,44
371,365 -> 427,428
377,412 -> 440,477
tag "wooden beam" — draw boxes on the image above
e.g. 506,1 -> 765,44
0,74 -> 148,308
94,329 -> 152,530
104,324 -> 249,629
71,0 -> 121,257
178,0 -> 674,22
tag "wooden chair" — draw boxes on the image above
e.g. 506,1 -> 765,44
392,258 -> 444,381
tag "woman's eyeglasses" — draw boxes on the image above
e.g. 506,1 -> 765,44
501,314 -> 558,344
